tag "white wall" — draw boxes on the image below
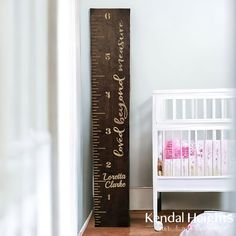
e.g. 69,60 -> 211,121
0,0 -> 52,235
80,0 -> 235,212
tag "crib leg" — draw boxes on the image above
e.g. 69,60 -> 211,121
159,192 -> 162,211
153,191 -> 163,231
153,189 -> 158,231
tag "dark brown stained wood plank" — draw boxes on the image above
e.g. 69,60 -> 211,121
90,9 -> 130,227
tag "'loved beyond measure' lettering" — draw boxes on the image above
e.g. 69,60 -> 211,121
112,19 -> 128,158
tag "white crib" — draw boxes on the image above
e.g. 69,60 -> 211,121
152,89 -> 235,231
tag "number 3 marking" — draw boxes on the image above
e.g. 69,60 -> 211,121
105,128 -> 111,134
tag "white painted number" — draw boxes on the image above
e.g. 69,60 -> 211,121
105,128 -> 111,134
105,53 -> 111,61
108,194 -> 111,200
105,12 -> 111,20
106,162 -> 111,168
105,91 -> 111,99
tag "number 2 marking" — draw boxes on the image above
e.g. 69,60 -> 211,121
106,162 -> 111,168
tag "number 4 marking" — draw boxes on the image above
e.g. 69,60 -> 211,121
105,91 -> 110,99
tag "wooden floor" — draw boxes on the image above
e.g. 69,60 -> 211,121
83,210 -> 203,236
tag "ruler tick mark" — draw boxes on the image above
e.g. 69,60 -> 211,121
93,112 -> 105,115
94,35 -> 105,38
94,147 -> 106,150
93,75 -> 105,78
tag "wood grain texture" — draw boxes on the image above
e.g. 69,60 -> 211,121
91,9 -> 130,227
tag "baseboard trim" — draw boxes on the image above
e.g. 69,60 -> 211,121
130,187 -> 223,211
79,211 -> 93,236
130,187 -> 153,210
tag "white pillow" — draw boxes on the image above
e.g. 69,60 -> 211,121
180,211 -> 235,236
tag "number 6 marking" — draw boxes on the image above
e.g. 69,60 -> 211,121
105,12 -> 111,20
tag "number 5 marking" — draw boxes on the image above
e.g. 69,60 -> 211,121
105,53 -> 111,61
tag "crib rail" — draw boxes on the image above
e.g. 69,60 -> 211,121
153,89 -> 235,122
154,119 -> 231,130
153,89 -> 235,177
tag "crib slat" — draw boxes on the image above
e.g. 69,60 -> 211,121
221,129 -> 224,140
171,131 -> 174,176
220,129 -> 223,176
173,99 -> 176,120
230,98 -> 234,119
180,131 -> 183,176
158,131 -> 163,176
221,99 -> 225,119
195,100 -> 198,119
162,131 -> 165,175
212,130 -> 216,140
188,130 -> 191,177
203,99 -> 207,119
212,99 -> 216,119
182,100 -> 186,119
191,99 -> 194,119
203,130 -> 206,175
195,130 -> 198,176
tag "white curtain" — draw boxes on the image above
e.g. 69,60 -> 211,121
0,0 -> 52,235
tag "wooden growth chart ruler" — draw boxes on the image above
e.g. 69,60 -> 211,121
90,9 -> 130,227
